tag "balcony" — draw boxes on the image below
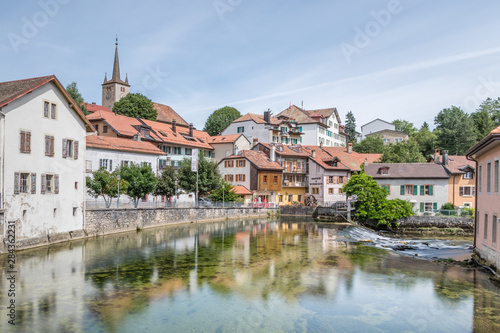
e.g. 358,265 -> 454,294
284,168 -> 306,174
283,180 -> 306,187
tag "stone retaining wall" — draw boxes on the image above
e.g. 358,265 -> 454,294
279,206 -> 316,216
360,216 -> 473,231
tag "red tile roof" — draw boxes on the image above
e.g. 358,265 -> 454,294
153,102 -> 189,127
86,103 -> 112,113
444,155 -> 475,174
231,185 -> 252,195
209,134 -> 244,144
318,146 -> 382,172
232,113 -> 281,125
222,150 -> 283,170
0,75 -> 94,132
86,135 -> 166,155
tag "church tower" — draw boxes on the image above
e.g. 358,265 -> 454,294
102,38 -> 130,110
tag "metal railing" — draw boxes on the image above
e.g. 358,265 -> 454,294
421,209 -> 473,218
85,200 -> 276,209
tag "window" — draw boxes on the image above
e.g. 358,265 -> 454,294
44,135 -> 55,157
95,124 -> 99,133
185,148 -> 192,155
279,195 -> 283,202
273,176 -> 278,184
99,159 -> 112,171
464,171 -> 473,179
383,138 -> 391,143
395,138 -> 403,142
339,176 -> 345,184
20,130 -> 31,153
263,175 -> 268,184
62,139 -> 79,159
86,160 -> 92,173
288,195 -> 293,202
487,162 -> 491,193
43,101 -> 56,119
328,188 -> 334,194
297,195 -> 302,202
405,184 -> 413,195
224,174 -> 234,182
459,186 -> 475,197
484,213 -> 488,240
51,103 -> 56,119
329,176 -> 334,184
236,174 -> 245,182
424,202 -> 434,212
312,188 -> 319,194
423,185 -> 433,196
237,126 -> 244,133
174,147 -> 182,155
493,215 -> 498,244
121,161 -> 130,167
44,101 -> 49,117
382,185 -> 390,194
103,125 -> 108,133
237,160 -> 246,167
20,173 -> 29,193
379,167 -> 389,175
41,174 -> 59,194
224,160 -> 234,168
495,160 -> 499,193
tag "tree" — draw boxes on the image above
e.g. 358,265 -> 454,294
393,119 -> 417,136
414,122 -> 438,158
203,106 -> 241,136
177,153 -> 222,198
342,172 -> 413,227
471,108 -> 495,141
66,82 -> 89,115
380,138 -> 426,163
86,168 -> 128,208
209,181 -> 241,202
344,111 -> 357,143
353,135 -> 386,154
120,163 -> 157,207
477,97 -> 500,125
434,106 -> 477,155
112,93 -> 157,120
154,166 -> 177,206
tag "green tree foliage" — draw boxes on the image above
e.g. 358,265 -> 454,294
441,202 -> 456,210
209,181 -> 241,202
471,108 -> 496,141
344,111 -> 357,143
393,119 -> 417,136
353,135 -> 386,154
120,163 -> 157,207
414,122 -> 438,158
434,106 -> 477,155
380,138 -> 426,163
66,82 -> 89,115
154,166 -> 177,205
86,168 -> 128,208
342,172 -> 414,226
203,106 -> 241,136
112,93 -> 157,120
477,97 -> 500,125
177,153 -> 222,198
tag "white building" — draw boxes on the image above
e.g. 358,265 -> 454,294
0,75 -> 94,245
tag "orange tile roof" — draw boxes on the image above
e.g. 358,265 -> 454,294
232,113 -> 281,125
231,185 -> 252,195
86,135 -> 166,155
321,146 -> 382,171
256,143 -> 311,157
209,134 -> 244,144
491,125 -> 500,134
223,150 -> 283,170
153,102 -> 189,127
0,75 -> 94,132
86,103 -> 112,113
444,155 -> 475,174
87,110 -> 143,137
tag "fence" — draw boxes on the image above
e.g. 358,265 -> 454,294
422,209 -> 473,218
86,200 -> 276,209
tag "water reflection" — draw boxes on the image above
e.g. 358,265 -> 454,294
0,218 -> 499,332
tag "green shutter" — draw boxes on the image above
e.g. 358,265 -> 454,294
420,185 -> 424,196
400,185 -> 405,195
433,202 -> 437,211
429,185 -> 433,196
413,185 -> 418,195
420,202 -> 424,212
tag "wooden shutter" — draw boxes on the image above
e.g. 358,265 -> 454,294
54,174 -> 59,194
50,136 -> 54,156
243,174 -> 246,181
41,174 -> 46,194
420,202 -> 424,212
20,131 -> 25,153
400,185 -> 405,195
27,132 -> 31,153
74,140 -> 79,160
31,173 -> 36,194
62,139 -> 67,158
14,172 -> 20,194
413,185 -> 418,195
429,185 -> 433,196
459,187 -> 464,196
420,185 -> 424,195
433,202 -> 437,211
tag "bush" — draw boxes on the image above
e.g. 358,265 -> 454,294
441,202 -> 456,210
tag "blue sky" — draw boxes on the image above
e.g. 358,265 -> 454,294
2,0 -> 500,131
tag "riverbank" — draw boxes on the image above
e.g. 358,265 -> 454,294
0,207 -> 277,254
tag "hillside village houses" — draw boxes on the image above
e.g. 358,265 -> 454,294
0,75 -> 94,245
360,118 -> 409,144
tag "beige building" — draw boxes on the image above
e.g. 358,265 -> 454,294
366,129 -> 409,145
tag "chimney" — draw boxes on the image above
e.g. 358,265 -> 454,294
264,110 -> 271,124
172,119 -> 177,133
443,150 -> 449,166
252,137 -> 258,148
270,145 -> 276,162
92,102 -> 96,105
320,141 -> 323,148
312,150 -> 316,158
189,123 -> 193,137
434,149 -> 440,163
347,142 -> 353,154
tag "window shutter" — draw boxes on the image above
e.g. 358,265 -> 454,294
20,131 -> 25,153
400,185 -> 404,195
45,136 -> 50,156
243,174 -> 246,181
41,174 -> 46,194
413,185 -> 418,195
74,140 -> 79,160
14,172 -> 20,194
27,132 -> 31,153
109,160 -> 113,171
50,136 -> 54,156
54,174 -> 59,194
472,187 -> 476,196
420,202 -> 424,212
429,185 -> 433,196
31,173 -> 36,194
459,187 -> 464,196
433,202 -> 437,211
420,185 -> 424,196
62,138 -> 67,158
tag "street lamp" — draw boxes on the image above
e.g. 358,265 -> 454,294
117,174 -> 121,209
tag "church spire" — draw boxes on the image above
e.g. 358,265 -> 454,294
111,36 -> 121,82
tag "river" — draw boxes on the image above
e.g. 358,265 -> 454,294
0,217 -> 499,332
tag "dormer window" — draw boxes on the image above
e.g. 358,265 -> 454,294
140,127 -> 150,137
379,167 -> 389,175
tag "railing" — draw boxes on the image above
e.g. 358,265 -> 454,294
86,200 -> 276,209
421,209 -> 473,218
282,181 -> 306,187
284,168 -> 306,174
